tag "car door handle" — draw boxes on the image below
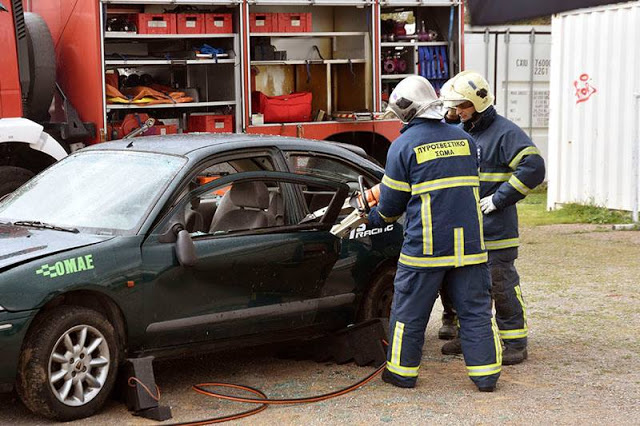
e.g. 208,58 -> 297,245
303,247 -> 327,259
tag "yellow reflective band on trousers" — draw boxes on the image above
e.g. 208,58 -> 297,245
473,187 -> 485,250
479,172 -> 512,182
454,228 -> 464,267
386,362 -> 420,377
382,175 -> 411,192
378,210 -> 401,223
492,318 -> 503,364
387,321 -> 419,377
500,285 -> 528,339
484,238 -> 519,250
468,318 -> 503,377
508,175 -> 531,195
411,175 -> 479,195
500,285 -> 529,340
467,362 -> 502,377
509,146 -> 541,169
420,194 -> 433,255
399,252 -> 487,268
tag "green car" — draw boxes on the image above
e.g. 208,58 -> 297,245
0,134 -> 402,421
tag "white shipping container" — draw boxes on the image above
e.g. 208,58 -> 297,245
465,26 -> 551,173
547,1 -> 640,217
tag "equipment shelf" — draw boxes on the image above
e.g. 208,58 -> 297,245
381,41 -> 449,47
105,33 -> 237,39
105,59 -> 236,66
106,101 -> 236,111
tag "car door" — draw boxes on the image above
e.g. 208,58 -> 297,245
139,171 -> 349,349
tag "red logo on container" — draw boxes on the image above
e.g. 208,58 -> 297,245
574,73 -> 597,104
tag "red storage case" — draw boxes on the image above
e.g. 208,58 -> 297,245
250,13 -> 276,33
137,13 -> 177,35
177,14 -> 205,34
188,114 -> 234,133
276,13 -> 311,32
205,13 -> 232,34
252,92 -> 312,123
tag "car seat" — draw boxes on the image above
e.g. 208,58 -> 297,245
209,181 -> 273,232
185,196 -> 204,232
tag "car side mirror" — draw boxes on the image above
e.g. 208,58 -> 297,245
176,229 -> 198,267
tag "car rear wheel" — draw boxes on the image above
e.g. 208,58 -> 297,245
16,306 -> 119,421
358,266 -> 396,321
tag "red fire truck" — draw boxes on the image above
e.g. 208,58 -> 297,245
0,0 -> 464,197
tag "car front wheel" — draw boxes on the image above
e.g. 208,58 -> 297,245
16,306 -> 119,421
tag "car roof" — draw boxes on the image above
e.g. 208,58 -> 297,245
83,133 -> 372,163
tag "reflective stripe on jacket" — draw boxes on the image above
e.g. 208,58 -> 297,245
463,107 -> 546,249
372,118 -> 487,269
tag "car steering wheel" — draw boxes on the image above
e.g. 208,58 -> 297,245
358,175 -> 371,214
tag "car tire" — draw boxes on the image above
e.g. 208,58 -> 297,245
358,266 -> 396,321
0,166 -> 35,198
16,306 -> 119,421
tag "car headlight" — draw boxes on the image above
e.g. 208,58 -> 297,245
0,305 -> 5,312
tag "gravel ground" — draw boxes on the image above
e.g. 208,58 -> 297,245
1,224 -> 639,425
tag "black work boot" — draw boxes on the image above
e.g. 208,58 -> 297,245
381,369 -> 415,388
441,337 -> 462,355
478,384 -> 496,392
502,347 -> 528,365
438,317 -> 458,340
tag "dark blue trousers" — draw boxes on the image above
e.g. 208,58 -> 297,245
386,263 -> 501,389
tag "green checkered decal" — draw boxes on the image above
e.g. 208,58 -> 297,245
36,255 -> 94,279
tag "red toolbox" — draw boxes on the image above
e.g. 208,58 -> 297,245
177,14 -> 205,34
276,13 -> 312,32
188,114 -> 234,133
250,13 -> 276,33
252,91 -> 312,123
137,13 -> 177,35
205,13 -> 232,34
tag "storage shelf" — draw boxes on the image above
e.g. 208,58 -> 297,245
106,101 -> 236,111
104,0 -> 239,4
105,59 -> 236,66
105,32 -> 236,39
250,32 -> 368,37
381,41 -> 449,47
381,74 -> 416,79
251,59 -> 366,65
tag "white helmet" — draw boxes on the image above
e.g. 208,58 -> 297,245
386,75 -> 443,123
441,71 -> 494,113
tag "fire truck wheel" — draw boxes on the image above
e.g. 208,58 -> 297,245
358,266 -> 395,321
22,13 -> 56,122
0,166 -> 34,198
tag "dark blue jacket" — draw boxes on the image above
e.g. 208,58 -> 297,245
463,107 -> 546,250
369,118 -> 487,269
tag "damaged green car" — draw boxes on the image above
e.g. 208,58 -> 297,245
0,134 -> 402,421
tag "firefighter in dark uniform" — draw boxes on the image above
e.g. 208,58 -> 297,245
369,75 -> 501,391
439,70 -> 546,365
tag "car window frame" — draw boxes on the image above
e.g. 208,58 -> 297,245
150,171 -> 349,242
148,147 -> 288,235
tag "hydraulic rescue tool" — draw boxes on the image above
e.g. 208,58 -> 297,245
330,176 -> 381,238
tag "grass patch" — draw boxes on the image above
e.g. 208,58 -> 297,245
518,184 -> 632,226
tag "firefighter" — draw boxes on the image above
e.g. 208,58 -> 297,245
369,75 -> 501,391
439,71 -> 546,365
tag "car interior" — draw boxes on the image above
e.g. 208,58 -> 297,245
179,152 -> 375,235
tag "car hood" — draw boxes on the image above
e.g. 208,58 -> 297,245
0,223 -> 114,270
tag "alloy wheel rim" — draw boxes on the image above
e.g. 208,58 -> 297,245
47,324 -> 110,407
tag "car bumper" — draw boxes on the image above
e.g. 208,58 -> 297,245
0,310 -> 37,392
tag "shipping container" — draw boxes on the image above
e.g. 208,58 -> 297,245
547,1 -> 640,217
465,25 -> 551,174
